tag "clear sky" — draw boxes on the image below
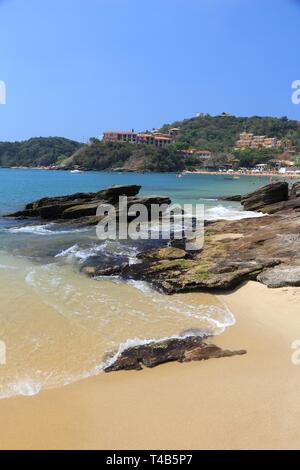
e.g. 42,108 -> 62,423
0,0 -> 299,142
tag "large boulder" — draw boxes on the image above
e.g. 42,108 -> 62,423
258,265 -> 300,288
6,185 -> 142,221
5,184 -> 173,228
104,335 -> 246,372
99,185 -> 141,203
241,182 -> 289,211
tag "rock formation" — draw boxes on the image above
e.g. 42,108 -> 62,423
6,185 -> 171,226
241,181 -> 289,211
104,335 -> 246,372
7,181 -> 300,292
82,182 -> 300,292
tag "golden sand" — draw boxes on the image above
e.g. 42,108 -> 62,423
0,281 -> 299,449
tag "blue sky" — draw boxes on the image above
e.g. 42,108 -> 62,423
0,0 -> 299,142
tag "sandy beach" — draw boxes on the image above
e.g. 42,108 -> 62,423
0,281 -> 299,450
184,170 -> 300,179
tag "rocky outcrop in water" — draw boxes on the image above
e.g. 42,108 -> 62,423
7,182 -> 300,293
83,182 -> 300,293
6,185 -> 171,226
104,335 -> 246,372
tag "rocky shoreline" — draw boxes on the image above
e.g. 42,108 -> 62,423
7,181 -> 300,293
80,181 -> 300,293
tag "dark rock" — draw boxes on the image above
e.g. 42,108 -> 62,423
241,182 -> 289,211
100,185 -> 141,203
220,195 -> 242,202
61,202 -> 100,219
104,335 -> 246,372
5,185 -> 171,226
258,197 -> 300,214
89,262 -> 129,278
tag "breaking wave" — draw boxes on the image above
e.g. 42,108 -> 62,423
55,240 -> 139,265
5,223 -> 89,235
205,205 -> 265,221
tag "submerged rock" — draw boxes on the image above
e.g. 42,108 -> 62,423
6,185 -> 141,220
104,335 -> 246,372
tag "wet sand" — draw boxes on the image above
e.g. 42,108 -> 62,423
0,281 -> 299,450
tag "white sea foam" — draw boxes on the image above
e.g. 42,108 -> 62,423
127,279 -> 154,294
0,371 -> 96,400
205,205 -> 265,221
127,279 -> 235,331
5,224 -> 89,235
0,264 -> 16,269
55,240 -> 139,264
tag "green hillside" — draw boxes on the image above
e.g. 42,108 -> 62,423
1,115 -> 299,172
161,114 -> 300,152
66,140 -> 185,172
66,115 -> 300,171
0,137 -> 82,167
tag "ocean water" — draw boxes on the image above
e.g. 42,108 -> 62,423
0,169 -> 269,398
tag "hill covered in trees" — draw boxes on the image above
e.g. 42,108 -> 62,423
161,114 -> 300,153
1,115 -> 300,172
65,140 -> 186,172
66,115 -> 300,171
0,137 -> 82,167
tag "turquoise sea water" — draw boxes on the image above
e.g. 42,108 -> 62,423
0,168 -> 270,214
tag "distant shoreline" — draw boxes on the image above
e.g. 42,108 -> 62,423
183,170 -> 300,179
1,166 -> 300,180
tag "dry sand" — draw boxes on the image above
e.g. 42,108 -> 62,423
0,281 -> 299,450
